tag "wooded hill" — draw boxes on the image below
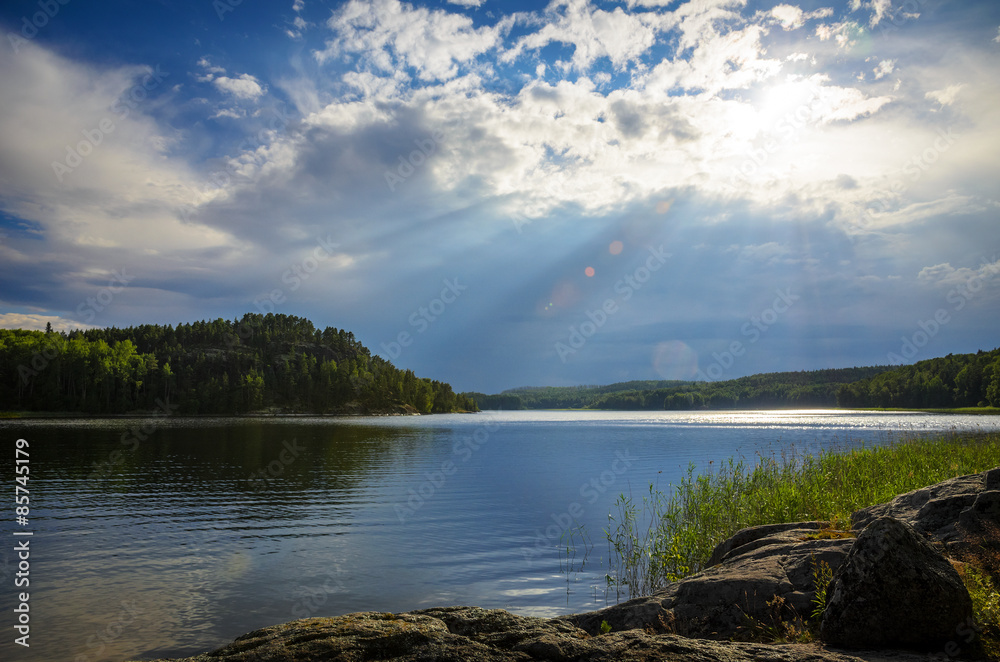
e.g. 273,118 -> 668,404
470,348 -> 1000,411
468,366 -> 893,411
836,348 -> 1000,409
0,314 -> 477,415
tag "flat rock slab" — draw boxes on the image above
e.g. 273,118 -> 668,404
130,606 -> 934,662
852,468 -> 1000,551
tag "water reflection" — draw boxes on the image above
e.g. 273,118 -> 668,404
0,411 -> 996,661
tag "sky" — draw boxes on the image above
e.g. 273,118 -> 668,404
0,0 -> 998,393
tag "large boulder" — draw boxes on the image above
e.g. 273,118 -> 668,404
821,516 -> 974,650
565,521 -> 854,640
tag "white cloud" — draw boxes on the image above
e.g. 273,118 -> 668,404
0,313 -> 97,332
213,73 -> 266,100
873,59 -> 895,79
447,0 -> 483,6
925,84 -> 964,107
314,0 -> 503,81
918,259 -> 1000,288
815,21 -> 863,49
867,0 -> 892,26
995,27 -> 1000,43
506,0 -> 667,71
770,4 -> 804,31
0,41 -> 241,259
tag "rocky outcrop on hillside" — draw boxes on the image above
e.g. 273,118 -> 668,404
135,467 -> 998,662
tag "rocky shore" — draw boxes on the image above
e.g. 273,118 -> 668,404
135,467 -> 999,662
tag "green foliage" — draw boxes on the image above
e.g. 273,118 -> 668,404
809,557 -> 833,622
737,595 -> 813,644
837,348 -> 1000,409
604,432 -> 1000,601
472,367 -> 894,411
959,564 -> 1000,658
599,620 -> 612,635
0,314 -> 476,416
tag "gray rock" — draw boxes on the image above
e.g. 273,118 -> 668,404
130,606 -> 933,662
821,516 -> 974,650
706,521 -> 830,567
850,470 -> 996,551
565,524 -> 853,640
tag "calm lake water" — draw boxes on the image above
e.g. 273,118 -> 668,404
2,410 -> 998,661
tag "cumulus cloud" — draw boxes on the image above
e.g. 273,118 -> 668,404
3,1 -> 1000,386
505,0 -> 667,71
770,4 -> 805,30
314,0 -> 503,81
873,59 -> 895,79
213,73 -> 266,100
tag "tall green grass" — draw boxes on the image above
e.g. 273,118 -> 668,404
605,432 -> 1000,599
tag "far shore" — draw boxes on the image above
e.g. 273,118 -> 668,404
2,406 -> 997,420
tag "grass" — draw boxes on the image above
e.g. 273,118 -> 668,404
851,407 -> 1000,415
605,431 -> 1000,599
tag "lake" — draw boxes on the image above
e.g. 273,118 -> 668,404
2,410 -> 998,661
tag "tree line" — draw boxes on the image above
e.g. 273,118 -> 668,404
470,367 -> 893,411
0,314 -> 477,415
836,348 -> 1000,409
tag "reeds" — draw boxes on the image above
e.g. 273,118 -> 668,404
605,431 -> 1000,599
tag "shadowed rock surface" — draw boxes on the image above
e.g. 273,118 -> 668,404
131,467 -> 998,662
133,607 -> 934,662
852,467 -> 1000,552
821,516 -> 974,649
563,525 -> 854,639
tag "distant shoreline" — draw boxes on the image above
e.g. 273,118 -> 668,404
3,406 -> 996,420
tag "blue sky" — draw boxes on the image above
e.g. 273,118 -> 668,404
1,0 -> 998,393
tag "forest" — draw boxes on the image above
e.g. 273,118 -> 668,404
836,348 -> 1000,409
0,314 -> 477,415
470,351 -> 1000,411
469,367 -> 893,411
